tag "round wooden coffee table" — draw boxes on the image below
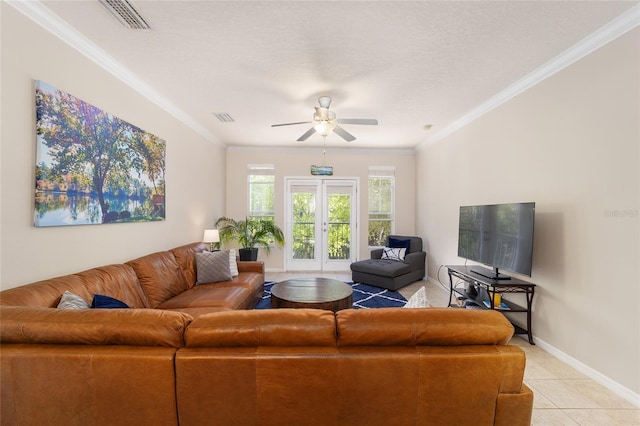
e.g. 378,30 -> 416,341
270,278 -> 353,312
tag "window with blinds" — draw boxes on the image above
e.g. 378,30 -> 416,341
368,166 -> 395,247
248,165 -> 275,221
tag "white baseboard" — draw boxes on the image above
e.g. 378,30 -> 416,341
532,337 -> 640,408
426,275 -> 451,295
426,274 -> 640,407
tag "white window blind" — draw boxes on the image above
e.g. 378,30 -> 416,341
248,165 -> 275,219
368,166 -> 395,247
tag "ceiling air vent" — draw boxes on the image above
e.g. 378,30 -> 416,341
99,0 -> 151,30
213,113 -> 235,123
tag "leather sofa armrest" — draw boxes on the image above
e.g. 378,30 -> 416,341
237,261 -> 264,275
370,248 -> 383,259
495,383 -> 534,426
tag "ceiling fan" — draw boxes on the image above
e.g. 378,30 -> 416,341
271,96 -> 378,142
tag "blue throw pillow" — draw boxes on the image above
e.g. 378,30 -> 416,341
389,237 -> 410,250
91,294 -> 129,309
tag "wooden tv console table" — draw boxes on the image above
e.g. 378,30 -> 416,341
446,265 -> 536,344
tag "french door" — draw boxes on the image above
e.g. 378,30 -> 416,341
285,178 -> 358,271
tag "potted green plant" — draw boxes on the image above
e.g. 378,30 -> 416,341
214,217 -> 285,261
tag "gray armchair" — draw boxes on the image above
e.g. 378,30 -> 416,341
350,235 -> 426,291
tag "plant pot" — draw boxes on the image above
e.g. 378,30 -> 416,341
238,248 -> 258,261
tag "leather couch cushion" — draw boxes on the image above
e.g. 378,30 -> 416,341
171,242 -> 206,287
1,345 -> 180,426
157,286 -> 251,310
0,306 -> 192,347
185,309 -> 337,347
0,264 -> 150,309
127,251 -> 189,308
193,272 -> 264,298
336,308 -> 514,346
162,306 -> 232,317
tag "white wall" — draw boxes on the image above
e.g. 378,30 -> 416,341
0,4 -> 226,289
225,147 -> 416,270
416,28 -> 639,397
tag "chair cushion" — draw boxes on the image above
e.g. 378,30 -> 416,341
350,258 -> 412,278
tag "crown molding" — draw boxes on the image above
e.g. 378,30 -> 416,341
419,3 -> 640,150
6,0 -> 223,147
9,1 -> 638,151
226,145 -> 416,155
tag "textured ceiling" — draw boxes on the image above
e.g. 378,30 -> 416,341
31,1 -> 639,149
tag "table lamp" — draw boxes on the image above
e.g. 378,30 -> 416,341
203,229 -> 220,252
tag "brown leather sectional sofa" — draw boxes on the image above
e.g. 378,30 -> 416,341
0,242 -> 533,426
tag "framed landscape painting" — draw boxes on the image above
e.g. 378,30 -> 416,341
310,165 -> 333,176
34,80 -> 166,227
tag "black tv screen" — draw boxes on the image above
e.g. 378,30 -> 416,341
458,202 -> 535,279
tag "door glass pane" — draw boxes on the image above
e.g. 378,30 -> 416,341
292,192 -> 316,260
327,193 -> 351,260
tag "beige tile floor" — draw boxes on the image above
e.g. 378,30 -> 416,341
265,271 -> 640,426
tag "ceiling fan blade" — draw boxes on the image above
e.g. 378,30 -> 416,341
297,127 -> 316,141
333,126 -> 356,142
336,118 -> 378,125
271,121 -> 312,127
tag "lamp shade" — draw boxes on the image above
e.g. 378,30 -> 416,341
203,229 -> 220,243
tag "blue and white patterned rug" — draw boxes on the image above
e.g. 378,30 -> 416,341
255,281 -> 407,310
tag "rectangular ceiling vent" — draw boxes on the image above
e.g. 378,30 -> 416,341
99,0 -> 151,30
213,113 -> 235,123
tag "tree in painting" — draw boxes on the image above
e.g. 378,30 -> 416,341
35,81 -> 165,226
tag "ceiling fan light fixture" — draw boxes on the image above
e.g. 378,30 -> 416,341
272,96 -> 377,142
314,121 -> 336,136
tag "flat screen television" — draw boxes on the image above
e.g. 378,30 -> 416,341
457,202 -> 535,280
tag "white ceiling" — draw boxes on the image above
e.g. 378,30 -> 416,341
25,1 -> 639,149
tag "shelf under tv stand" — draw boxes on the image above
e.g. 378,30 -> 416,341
446,265 -> 536,345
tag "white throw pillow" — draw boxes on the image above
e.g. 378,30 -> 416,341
229,249 -> 239,277
403,286 -> 430,308
57,290 -> 90,309
381,247 -> 406,261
